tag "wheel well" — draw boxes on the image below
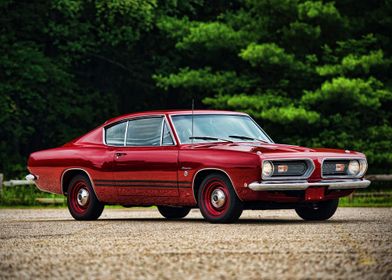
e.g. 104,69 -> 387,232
62,169 -> 90,195
193,169 -> 231,202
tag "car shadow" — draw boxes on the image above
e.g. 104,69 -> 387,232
94,217 -> 364,225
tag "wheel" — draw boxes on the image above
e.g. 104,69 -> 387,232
67,175 -> 104,220
198,173 -> 243,223
295,199 -> 339,221
157,206 -> 191,219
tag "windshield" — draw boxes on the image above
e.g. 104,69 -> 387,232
171,114 -> 273,144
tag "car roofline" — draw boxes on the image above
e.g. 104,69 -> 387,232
104,110 -> 248,126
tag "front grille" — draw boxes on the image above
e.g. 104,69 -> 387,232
270,160 -> 311,178
322,159 -> 350,177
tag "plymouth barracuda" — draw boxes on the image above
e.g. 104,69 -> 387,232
26,110 -> 370,223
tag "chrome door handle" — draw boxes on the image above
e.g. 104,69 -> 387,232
115,152 -> 127,158
181,167 -> 192,170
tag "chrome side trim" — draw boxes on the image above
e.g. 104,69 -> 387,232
191,168 -> 243,202
261,158 -> 315,181
321,157 -> 368,179
248,179 -> 371,191
60,168 -> 100,201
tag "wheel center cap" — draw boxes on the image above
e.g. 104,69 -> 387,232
77,188 -> 89,206
211,189 -> 226,208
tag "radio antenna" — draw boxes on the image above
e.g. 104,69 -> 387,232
191,99 -> 194,144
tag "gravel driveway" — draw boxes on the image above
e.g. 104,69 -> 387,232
0,207 -> 391,279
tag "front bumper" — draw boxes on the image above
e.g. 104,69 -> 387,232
248,179 -> 371,191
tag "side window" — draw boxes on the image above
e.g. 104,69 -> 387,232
162,121 -> 174,145
126,117 -> 163,146
105,122 -> 126,146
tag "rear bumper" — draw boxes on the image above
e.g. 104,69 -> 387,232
248,179 -> 370,191
26,174 -> 37,181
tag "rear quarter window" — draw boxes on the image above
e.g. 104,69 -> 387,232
105,122 -> 126,146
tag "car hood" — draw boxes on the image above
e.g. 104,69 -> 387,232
186,142 -> 364,158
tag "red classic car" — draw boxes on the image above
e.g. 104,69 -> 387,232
26,110 -> 370,223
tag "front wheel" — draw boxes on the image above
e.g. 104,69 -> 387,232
67,175 -> 104,220
158,206 -> 191,219
295,199 -> 339,221
198,173 -> 243,223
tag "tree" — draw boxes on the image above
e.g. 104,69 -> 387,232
154,0 -> 392,173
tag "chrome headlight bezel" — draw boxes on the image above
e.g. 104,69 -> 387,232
358,158 -> 368,178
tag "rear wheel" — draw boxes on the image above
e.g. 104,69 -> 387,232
295,199 -> 339,221
158,206 -> 191,219
67,175 -> 104,220
198,173 -> 243,223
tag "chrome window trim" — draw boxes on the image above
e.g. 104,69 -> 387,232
168,113 -> 274,145
103,120 -> 128,147
321,157 -> 367,179
103,114 -> 177,147
159,117 -> 165,146
123,120 -> 129,146
261,158 -> 315,181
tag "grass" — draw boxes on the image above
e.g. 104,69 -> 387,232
0,185 -> 66,207
339,194 -> 392,207
1,184 -> 391,208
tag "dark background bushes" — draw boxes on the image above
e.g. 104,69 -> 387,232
1,0 -> 391,178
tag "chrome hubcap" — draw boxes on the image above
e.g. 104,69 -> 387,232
77,188 -> 89,206
211,189 -> 226,208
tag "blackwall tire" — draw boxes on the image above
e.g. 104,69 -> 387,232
157,206 -> 191,219
295,199 -> 339,221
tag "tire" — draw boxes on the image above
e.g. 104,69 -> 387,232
295,199 -> 339,221
67,174 -> 104,220
198,173 -> 243,223
157,206 -> 191,219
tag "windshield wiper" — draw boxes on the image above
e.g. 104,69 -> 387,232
229,135 -> 269,143
189,136 -> 233,143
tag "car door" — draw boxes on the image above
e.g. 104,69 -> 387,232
109,116 -> 179,197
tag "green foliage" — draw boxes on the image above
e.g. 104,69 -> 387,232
240,43 -> 295,67
317,50 -> 386,76
0,0 -> 392,179
155,0 -> 392,173
302,77 -> 391,110
176,22 -> 248,51
154,67 -> 254,95
0,185 -> 66,206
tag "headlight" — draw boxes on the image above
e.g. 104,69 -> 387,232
262,161 -> 274,177
348,160 -> 360,175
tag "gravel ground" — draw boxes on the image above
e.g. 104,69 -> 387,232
0,207 -> 391,279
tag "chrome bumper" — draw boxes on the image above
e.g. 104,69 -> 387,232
248,179 -> 371,191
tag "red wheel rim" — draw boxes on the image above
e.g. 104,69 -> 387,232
202,179 -> 230,217
69,180 -> 90,215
